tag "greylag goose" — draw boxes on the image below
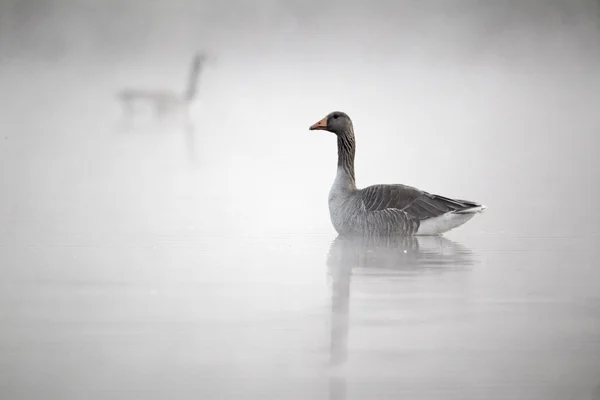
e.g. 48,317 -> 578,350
117,52 -> 207,118
309,111 -> 486,236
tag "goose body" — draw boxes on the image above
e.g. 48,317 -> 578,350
310,111 -> 486,236
116,52 -> 207,117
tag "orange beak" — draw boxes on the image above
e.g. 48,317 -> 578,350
309,116 -> 328,131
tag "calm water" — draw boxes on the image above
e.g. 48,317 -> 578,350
2,4 -> 600,396
1,232 -> 599,400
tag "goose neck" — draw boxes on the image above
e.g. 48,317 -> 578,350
336,131 -> 356,189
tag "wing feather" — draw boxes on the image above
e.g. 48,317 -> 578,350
360,184 -> 483,221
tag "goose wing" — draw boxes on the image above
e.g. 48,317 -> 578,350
360,184 -> 481,220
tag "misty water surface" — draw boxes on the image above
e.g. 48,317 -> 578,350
1,1 -> 600,399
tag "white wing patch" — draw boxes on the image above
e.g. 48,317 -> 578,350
416,206 -> 486,235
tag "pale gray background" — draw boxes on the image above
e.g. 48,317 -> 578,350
1,1 -> 599,399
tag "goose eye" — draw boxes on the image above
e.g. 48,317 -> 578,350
333,114 -> 339,119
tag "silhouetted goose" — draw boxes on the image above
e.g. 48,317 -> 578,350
117,52 -> 207,118
309,111 -> 486,236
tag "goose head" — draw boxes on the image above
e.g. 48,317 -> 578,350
309,111 -> 353,135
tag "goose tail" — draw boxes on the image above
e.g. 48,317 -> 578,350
453,203 -> 487,214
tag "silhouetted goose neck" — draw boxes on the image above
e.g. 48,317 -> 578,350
336,129 -> 356,188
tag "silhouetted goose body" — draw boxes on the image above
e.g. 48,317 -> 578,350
309,111 -> 486,236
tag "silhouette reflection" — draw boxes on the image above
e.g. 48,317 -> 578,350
326,235 -> 475,400
184,121 -> 197,164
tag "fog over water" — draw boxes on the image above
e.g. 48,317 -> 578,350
1,1 -> 600,399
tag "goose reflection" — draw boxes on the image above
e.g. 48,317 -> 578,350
326,235 -> 476,400
184,121 -> 197,164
